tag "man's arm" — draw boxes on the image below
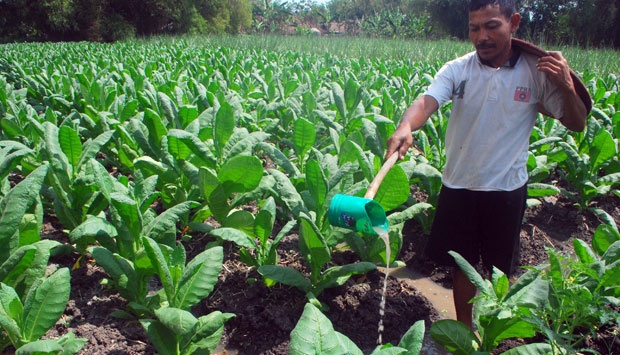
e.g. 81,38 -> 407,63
537,51 -> 588,132
386,95 -> 439,159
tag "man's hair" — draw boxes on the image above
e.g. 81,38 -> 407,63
469,0 -> 516,18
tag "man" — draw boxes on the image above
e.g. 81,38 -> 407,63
385,0 -> 589,329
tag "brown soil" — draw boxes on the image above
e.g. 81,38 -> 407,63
38,193 -> 619,354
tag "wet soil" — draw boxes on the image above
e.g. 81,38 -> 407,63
39,193 -> 619,354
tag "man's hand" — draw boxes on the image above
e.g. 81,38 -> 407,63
386,123 -> 413,160
536,51 -> 574,92
385,95 -> 439,160
536,51 -> 587,132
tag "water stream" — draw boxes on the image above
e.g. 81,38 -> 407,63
374,226 -> 391,345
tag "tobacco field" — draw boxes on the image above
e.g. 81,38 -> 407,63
0,37 -> 619,354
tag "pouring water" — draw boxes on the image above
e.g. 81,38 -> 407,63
373,226 -> 390,345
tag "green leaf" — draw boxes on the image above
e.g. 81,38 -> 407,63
449,251 -> 490,296
0,245 -> 36,285
397,320 -> 425,354
219,155 -> 263,194
158,92 -> 179,127
0,283 -> 23,346
316,262 -> 376,294
0,165 -> 48,261
174,246 -> 223,310
69,215 -> 118,251
589,129 -> 616,174
143,237 -> 174,304
294,118 -> 316,159
143,201 -> 194,244
374,165 -> 409,211
290,303 -> 363,355
214,101 -> 235,160
299,215 -> 331,281
58,126 -> 82,168
89,247 -> 139,302
178,105 -> 198,128
209,227 -> 256,249
306,159 -> 327,211
167,129 -> 215,166
258,265 -> 311,293
331,82 -> 347,121
15,339 -> 63,354
573,238 -> 597,264
184,311 -> 234,354
140,319 -> 177,355
429,319 -> 479,355
500,343 -> 553,355
254,197 -> 276,246
21,268 -> 70,342
593,224 -> 620,256
268,169 -> 307,216
155,307 -> 197,337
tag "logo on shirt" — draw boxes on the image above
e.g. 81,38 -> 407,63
514,86 -> 531,102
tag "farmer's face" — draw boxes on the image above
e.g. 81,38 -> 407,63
469,4 -> 520,67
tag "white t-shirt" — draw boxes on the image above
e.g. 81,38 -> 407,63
425,50 -> 565,191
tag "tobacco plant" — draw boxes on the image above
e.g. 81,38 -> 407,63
530,223 -> 620,353
290,302 -> 425,355
430,251 -> 550,354
140,307 -> 234,355
208,197 -> 297,286
258,213 -> 377,306
0,268 -> 87,354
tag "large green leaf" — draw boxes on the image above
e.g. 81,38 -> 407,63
290,302 -> 363,355
214,101 -> 235,160
396,320 -> 425,354
299,215 -> 331,282
21,268 -> 70,342
219,155 -> 263,194
143,237 -> 174,304
449,251 -> 490,296
183,311 -> 234,354
167,129 -> 215,166
294,118 -> 316,160
258,265 -> 311,293
58,126 -> 82,168
429,319 -> 480,355
209,227 -> 255,249
155,307 -> 197,337
373,165 -> 409,211
142,201 -> 194,245
305,159 -> 327,211
268,169 -> 307,216
77,130 -> 115,171
140,319 -> 177,355
0,283 -> 23,346
589,129 -> 616,174
0,164 -> 48,261
174,246 -> 223,310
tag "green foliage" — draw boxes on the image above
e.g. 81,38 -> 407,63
258,213 -> 377,303
290,302 -> 425,354
430,252 -> 550,354
140,307 -> 234,355
530,224 -> 620,352
0,268 -> 87,353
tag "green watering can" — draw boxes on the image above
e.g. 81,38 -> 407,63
327,152 -> 400,235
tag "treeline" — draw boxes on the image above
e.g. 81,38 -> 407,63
1,0 -> 619,48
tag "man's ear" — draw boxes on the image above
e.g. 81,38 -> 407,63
510,13 -> 521,33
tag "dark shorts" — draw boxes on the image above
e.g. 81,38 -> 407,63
425,184 -> 527,275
